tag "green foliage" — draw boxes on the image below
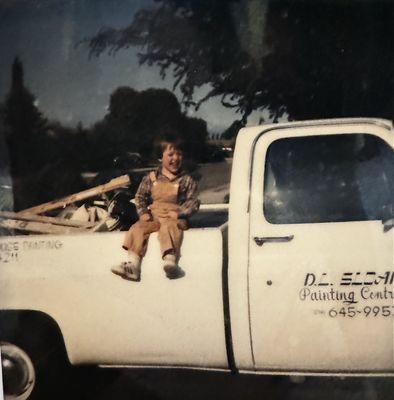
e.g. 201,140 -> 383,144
222,120 -> 244,140
88,0 -> 394,123
261,1 -> 393,120
1,59 -> 209,211
11,162 -> 86,211
181,115 -> 208,160
2,58 -> 88,210
4,57 -> 48,175
89,86 -> 208,164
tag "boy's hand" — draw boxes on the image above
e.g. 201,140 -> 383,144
167,210 -> 179,220
140,213 -> 152,222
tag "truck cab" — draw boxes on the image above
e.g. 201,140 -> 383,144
229,118 -> 393,373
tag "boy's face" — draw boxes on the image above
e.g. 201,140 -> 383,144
162,144 -> 183,175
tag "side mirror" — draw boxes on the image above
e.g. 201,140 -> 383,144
382,204 -> 394,232
383,218 -> 394,232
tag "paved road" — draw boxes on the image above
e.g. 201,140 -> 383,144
198,161 -> 231,204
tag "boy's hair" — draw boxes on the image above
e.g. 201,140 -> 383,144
156,131 -> 184,155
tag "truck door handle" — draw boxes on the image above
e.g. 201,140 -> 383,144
253,235 -> 294,246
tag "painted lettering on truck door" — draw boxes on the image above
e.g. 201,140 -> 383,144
248,123 -> 393,372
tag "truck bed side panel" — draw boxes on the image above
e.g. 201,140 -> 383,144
0,229 -> 228,368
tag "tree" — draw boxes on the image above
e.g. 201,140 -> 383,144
90,86 -> 208,164
105,87 -> 182,156
4,57 -> 48,175
0,102 -> 14,211
181,115 -> 208,161
259,1 -> 394,120
222,120 -> 244,140
87,0 -> 393,124
2,58 -> 86,210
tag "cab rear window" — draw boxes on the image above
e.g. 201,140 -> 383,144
264,134 -> 393,224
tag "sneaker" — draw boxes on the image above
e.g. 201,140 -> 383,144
111,261 -> 141,281
163,254 -> 179,279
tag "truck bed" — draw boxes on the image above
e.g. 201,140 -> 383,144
0,214 -> 230,368
184,205 -> 228,229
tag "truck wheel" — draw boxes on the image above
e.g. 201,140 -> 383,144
0,311 -> 72,399
1,342 -> 35,400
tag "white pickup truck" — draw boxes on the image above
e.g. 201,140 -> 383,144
0,118 -> 393,399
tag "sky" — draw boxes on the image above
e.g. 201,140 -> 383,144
0,0 -> 255,133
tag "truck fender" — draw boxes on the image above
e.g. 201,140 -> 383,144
0,310 -> 71,399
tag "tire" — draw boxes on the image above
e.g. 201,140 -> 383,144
1,341 -> 35,399
0,311 -> 72,399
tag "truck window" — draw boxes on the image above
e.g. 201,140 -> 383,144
264,134 -> 393,224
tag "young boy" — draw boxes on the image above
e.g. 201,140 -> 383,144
111,134 -> 200,281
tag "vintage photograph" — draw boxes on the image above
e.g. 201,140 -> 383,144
0,0 -> 393,399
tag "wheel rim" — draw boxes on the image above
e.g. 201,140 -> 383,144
1,342 -> 35,400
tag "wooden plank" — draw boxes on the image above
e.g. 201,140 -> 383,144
89,216 -> 120,233
0,211 -> 95,228
91,219 -> 110,233
0,219 -> 84,235
18,175 -> 130,215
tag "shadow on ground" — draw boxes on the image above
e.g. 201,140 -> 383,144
52,366 -> 394,400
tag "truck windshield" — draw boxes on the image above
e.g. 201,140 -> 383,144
264,133 -> 393,224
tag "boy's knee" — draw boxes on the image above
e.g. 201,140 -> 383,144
177,218 -> 188,230
137,219 -> 160,232
161,218 -> 185,231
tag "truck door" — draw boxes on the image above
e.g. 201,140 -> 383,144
248,122 -> 393,372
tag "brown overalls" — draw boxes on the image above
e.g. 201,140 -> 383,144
123,171 -> 188,259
